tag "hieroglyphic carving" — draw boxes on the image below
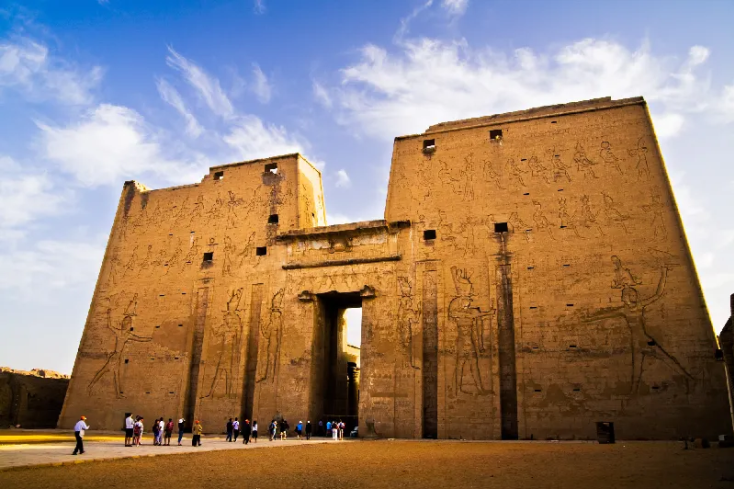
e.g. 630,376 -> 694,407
482,159 -> 504,190
602,192 -> 629,233
628,137 -> 650,179
257,289 -> 284,383
599,141 -> 623,174
549,150 -> 572,182
574,142 -> 599,179
528,156 -> 551,184
641,194 -> 667,241
87,294 -> 152,398
397,276 -> 420,369
203,288 -> 244,398
531,201 -> 555,240
583,258 -> 693,392
506,158 -> 527,187
181,237 -> 201,272
448,267 -> 493,397
225,190 -> 245,229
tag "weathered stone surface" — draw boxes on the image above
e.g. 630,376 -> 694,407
60,97 -> 731,440
1,369 -> 69,428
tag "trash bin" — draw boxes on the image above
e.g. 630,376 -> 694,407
596,422 -> 615,444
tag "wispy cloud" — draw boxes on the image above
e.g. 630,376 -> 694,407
334,38 -> 728,140
36,104 -> 207,186
0,37 -> 102,105
312,81 -> 332,108
166,46 -> 234,118
335,169 -> 351,188
251,63 -> 271,103
442,0 -> 468,16
254,0 -> 266,15
156,77 -> 204,137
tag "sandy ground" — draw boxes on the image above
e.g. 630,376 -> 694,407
1,440 -> 733,489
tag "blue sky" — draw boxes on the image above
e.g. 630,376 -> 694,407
1,0 -> 733,373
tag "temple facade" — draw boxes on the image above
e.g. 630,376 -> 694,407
59,97 -> 731,440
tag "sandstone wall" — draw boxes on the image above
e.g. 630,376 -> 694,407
0,369 -> 69,429
60,97 -> 731,440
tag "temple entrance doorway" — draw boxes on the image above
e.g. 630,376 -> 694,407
310,292 -> 361,437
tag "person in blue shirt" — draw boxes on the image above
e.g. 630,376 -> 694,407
326,420 -> 332,438
72,416 -> 90,455
295,421 -> 303,440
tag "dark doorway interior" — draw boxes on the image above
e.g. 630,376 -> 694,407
310,292 -> 361,435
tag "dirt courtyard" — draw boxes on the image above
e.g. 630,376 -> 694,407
1,440 -> 732,488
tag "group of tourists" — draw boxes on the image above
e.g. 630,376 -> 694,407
123,414 -> 204,448
71,413 -> 351,455
225,418 -> 258,444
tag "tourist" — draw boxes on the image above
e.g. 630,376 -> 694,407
339,420 -> 345,440
125,413 -> 135,447
251,420 -> 258,443
295,420 -> 303,440
305,420 -> 312,440
72,415 -> 90,455
177,418 -> 185,446
192,420 -> 203,446
332,421 -> 338,440
233,418 -> 240,442
269,420 -> 277,441
241,419 -> 251,444
226,418 -> 233,442
326,420 -> 332,438
152,418 -> 160,445
164,418 -> 174,446
280,419 -> 289,440
158,418 -> 165,445
133,417 -> 144,446
318,420 -> 323,437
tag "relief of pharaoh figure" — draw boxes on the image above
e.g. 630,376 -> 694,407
257,289 -> 285,383
448,267 -> 494,397
397,276 -> 421,370
87,294 -> 152,398
582,258 -> 693,393
203,288 -> 244,398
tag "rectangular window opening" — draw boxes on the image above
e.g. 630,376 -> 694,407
551,120 -> 558,124
423,139 -> 436,151
265,163 -> 278,174
494,222 -> 509,233
256,246 -> 267,256
203,252 -> 214,261
155,325 -> 160,329
124,359 -> 129,364
268,214 -> 279,224
489,129 -> 503,141
213,171 -> 224,181
178,324 -> 183,328
423,229 -> 437,240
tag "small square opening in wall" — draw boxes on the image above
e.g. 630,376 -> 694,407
489,129 -> 503,141
214,171 -> 224,181
423,229 -> 437,240
423,139 -> 436,152
203,252 -> 214,261
268,214 -> 279,224
124,359 -> 129,364
265,163 -> 278,174
256,246 -> 267,256
494,222 -> 509,233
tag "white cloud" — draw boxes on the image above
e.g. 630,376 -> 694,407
166,46 -> 234,118
0,37 -> 102,105
335,169 -> 351,188
223,115 -> 303,160
653,112 -> 685,139
156,77 -> 203,137
326,213 -> 356,225
254,0 -> 266,15
312,81 -> 332,108
0,235 -> 105,293
0,156 -> 68,231
442,0 -> 468,16
333,37 -> 724,140
251,63 -> 271,103
36,104 -> 205,186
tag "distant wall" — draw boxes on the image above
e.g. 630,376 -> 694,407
0,370 -> 69,429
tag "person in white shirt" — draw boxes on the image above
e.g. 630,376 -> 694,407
72,416 -> 90,455
125,414 -> 135,447
232,418 -> 240,442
